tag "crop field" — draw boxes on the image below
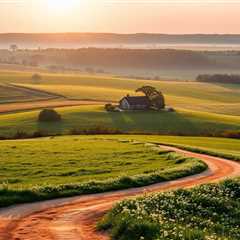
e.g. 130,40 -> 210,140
99,178 -> 240,240
18,80 -> 240,115
0,70 -> 240,115
0,70 -> 240,138
0,83 -> 57,104
0,105 -> 240,138
0,136 -> 207,207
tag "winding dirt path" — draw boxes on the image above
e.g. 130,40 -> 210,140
0,145 -> 240,240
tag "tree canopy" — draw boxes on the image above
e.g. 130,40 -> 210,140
136,86 -> 165,110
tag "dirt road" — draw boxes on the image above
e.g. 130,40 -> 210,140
0,145 -> 240,240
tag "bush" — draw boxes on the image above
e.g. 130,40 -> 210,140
105,103 -> 118,112
32,73 -> 42,84
38,109 -> 61,122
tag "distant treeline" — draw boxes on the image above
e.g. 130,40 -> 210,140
0,48 -> 215,69
196,74 -> 240,84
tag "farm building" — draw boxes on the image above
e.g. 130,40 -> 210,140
119,95 -> 151,110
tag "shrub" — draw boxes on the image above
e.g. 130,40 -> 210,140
105,103 -> 118,112
32,73 -> 42,84
38,109 -> 61,122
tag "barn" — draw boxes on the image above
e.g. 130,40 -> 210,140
119,96 -> 151,110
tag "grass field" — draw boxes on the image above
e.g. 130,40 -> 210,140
0,136 -> 207,207
0,70 -> 240,138
103,135 -> 240,161
0,105 -> 240,138
99,178 -> 240,240
0,70 -> 240,116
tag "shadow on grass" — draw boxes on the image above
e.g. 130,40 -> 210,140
108,110 -> 210,135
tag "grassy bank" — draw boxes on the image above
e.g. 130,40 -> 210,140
98,178 -> 240,240
98,136 -> 240,162
0,136 -> 206,208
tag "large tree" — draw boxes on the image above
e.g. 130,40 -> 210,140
136,86 -> 165,110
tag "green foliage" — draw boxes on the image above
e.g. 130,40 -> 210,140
0,137 -> 207,207
99,178 -> 240,240
105,103 -> 118,112
136,85 -> 165,110
38,109 -> 61,122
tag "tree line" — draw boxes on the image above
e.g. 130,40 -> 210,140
196,74 -> 240,84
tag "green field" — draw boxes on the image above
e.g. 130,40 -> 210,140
1,134 -> 240,207
1,135 -> 240,189
0,136 -> 207,207
99,178 -> 240,240
0,105 -> 240,138
0,70 -> 240,116
0,137 -> 202,188
103,135 -> 240,162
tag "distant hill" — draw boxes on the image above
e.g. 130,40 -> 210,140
2,33 -> 240,49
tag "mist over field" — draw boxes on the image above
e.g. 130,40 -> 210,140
2,33 -> 240,50
2,48 -> 240,80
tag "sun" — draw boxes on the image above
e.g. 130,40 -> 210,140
47,0 -> 78,13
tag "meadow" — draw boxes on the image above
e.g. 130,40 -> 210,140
99,178 -> 240,240
0,105 -> 239,138
0,70 -> 240,116
107,135 -> 240,160
0,70 -> 240,138
0,136 -> 207,207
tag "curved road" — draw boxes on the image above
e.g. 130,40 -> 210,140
0,145 -> 240,240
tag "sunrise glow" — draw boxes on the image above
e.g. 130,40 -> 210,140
46,0 -> 79,14
0,0 -> 240,33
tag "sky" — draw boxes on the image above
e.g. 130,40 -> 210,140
1,0 -> 240,34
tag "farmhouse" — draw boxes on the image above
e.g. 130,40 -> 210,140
119,95 -> 151,110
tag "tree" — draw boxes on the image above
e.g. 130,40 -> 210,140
10,44 -> 18,52
32,74 -> 42,84
38,109 -> 61,122
136,86 -> 165,110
